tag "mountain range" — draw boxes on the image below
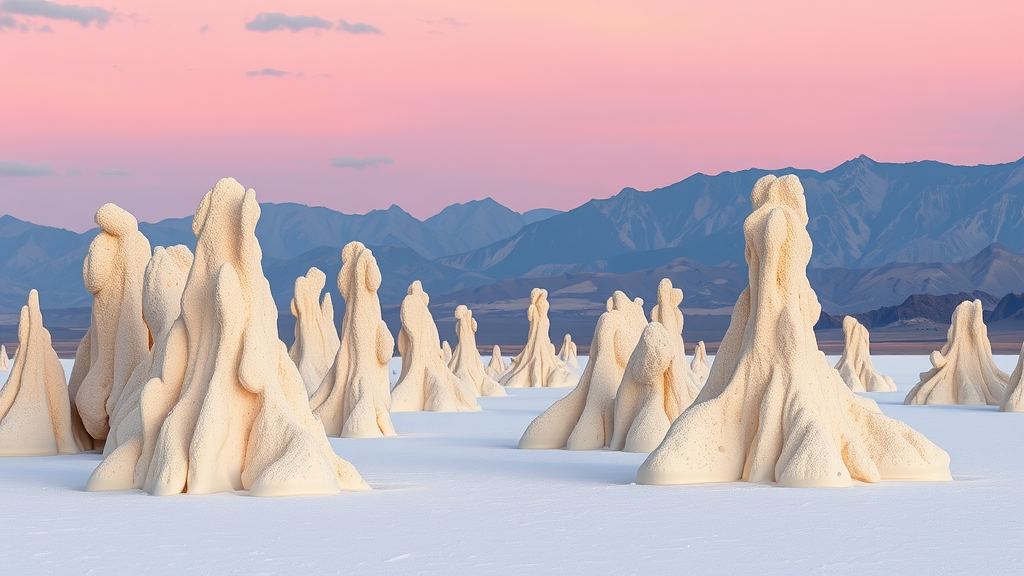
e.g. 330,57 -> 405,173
3,155 -> 1024,347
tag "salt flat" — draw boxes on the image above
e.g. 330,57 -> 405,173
1,355 -> 1023,575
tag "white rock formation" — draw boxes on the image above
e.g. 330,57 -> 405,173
691,341 -> 710,388
500,288 -> 578,388
835,316 -> 896,392
68,203 -> 152,451
442,341 -> 453,365
905,299 -> 1008,406
485,345 -> 507,380
310,242 -> 397,437
557,334 -> 579,370
288,268 -> 341,396
610,279 -> 701,452
449,305 -> 506,397
519,291 -> 647,449
391,281 -> 480,412
648,278 -> 700,393
0,345 -> 9,371
87,178 -> 366,496
638,174 -> 950,487
1000,342 -> 1024,412
0,291 -> 79,456
103,245 -> 193,457
609,323 -> 689,452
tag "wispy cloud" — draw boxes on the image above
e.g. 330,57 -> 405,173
0,0 -> 111,28
199,24 -> 208,33
245,12 -> 332,33
330,156 -> 393,170
0,14 -> 16,29
97,168 -> 132,176
0,161 -> 57,176
66,167 -> 82,176
338,19 -> 382,35
246,68 -> 288,77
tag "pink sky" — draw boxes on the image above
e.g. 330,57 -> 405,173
1,0 -> 1022,231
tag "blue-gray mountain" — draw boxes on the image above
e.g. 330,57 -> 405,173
0,199 -> 559,314
2,155 -> 1024,321
439,155 -> 1024,277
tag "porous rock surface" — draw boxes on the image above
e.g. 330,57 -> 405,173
905,300 -> 1008,405
0,291 -> 79,456
484,345 -> 507,380
638,174 -> 951,487
449,305 -> 505,397
391,281 -> 480,412
611,279 -> 701,452
87,178 -> 367,496
557,334 -> 579,370
310,242 -> 397,437
500,288 -> 578,389
691,341 -> 710,388
103,245 -> 193,457
69,203 -> 152,451
1000,342 -> 1024,412
835,316 -> 896,392
289,267 -> 341,396
519,291 -> 646,450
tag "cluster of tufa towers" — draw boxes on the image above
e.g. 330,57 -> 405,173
3,174 -> 1022,495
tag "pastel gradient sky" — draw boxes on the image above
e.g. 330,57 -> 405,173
1,0 -> 1022,230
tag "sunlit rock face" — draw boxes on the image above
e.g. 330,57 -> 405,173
639,174 -> 951,488
310,242 -> 397,437
0,290 -> 79,456
69,203 -> 152,451
519,291 -> 646,450
500,288 -> 578,389
87,178 -> 367,497
391,281 -> 480,413
905,300 -> 1008,406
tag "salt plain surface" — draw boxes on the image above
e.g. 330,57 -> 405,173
1,355 -> 1023,575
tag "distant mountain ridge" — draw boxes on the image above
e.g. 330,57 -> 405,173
815,291 -> 1001,330
0,200 -> 562,314
438,155 -> 1024,278
2,155 -> 1024,324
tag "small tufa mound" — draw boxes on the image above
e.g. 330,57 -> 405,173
310,242 -> 397,437
638,175 -> 950,487
611,279 -> 701,452
557,334 -> 579,371
87,178 -> 366,496
691,341 -> 710,388
485,345 -> 507,380
449,306 -> 506,397
103,245 -> 193,458
0,290 -> 79,456
391,281 -> 480,412
905,300 -> 1008,405
69,203 -> 152,451
289,267 -> 341,397
442,341 -> 453,365
0,344 -> 9,372
519,292 -> 647,450
500,288 -> 578,388
1000,342 -> 1024,412
835,316 -> 896,392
